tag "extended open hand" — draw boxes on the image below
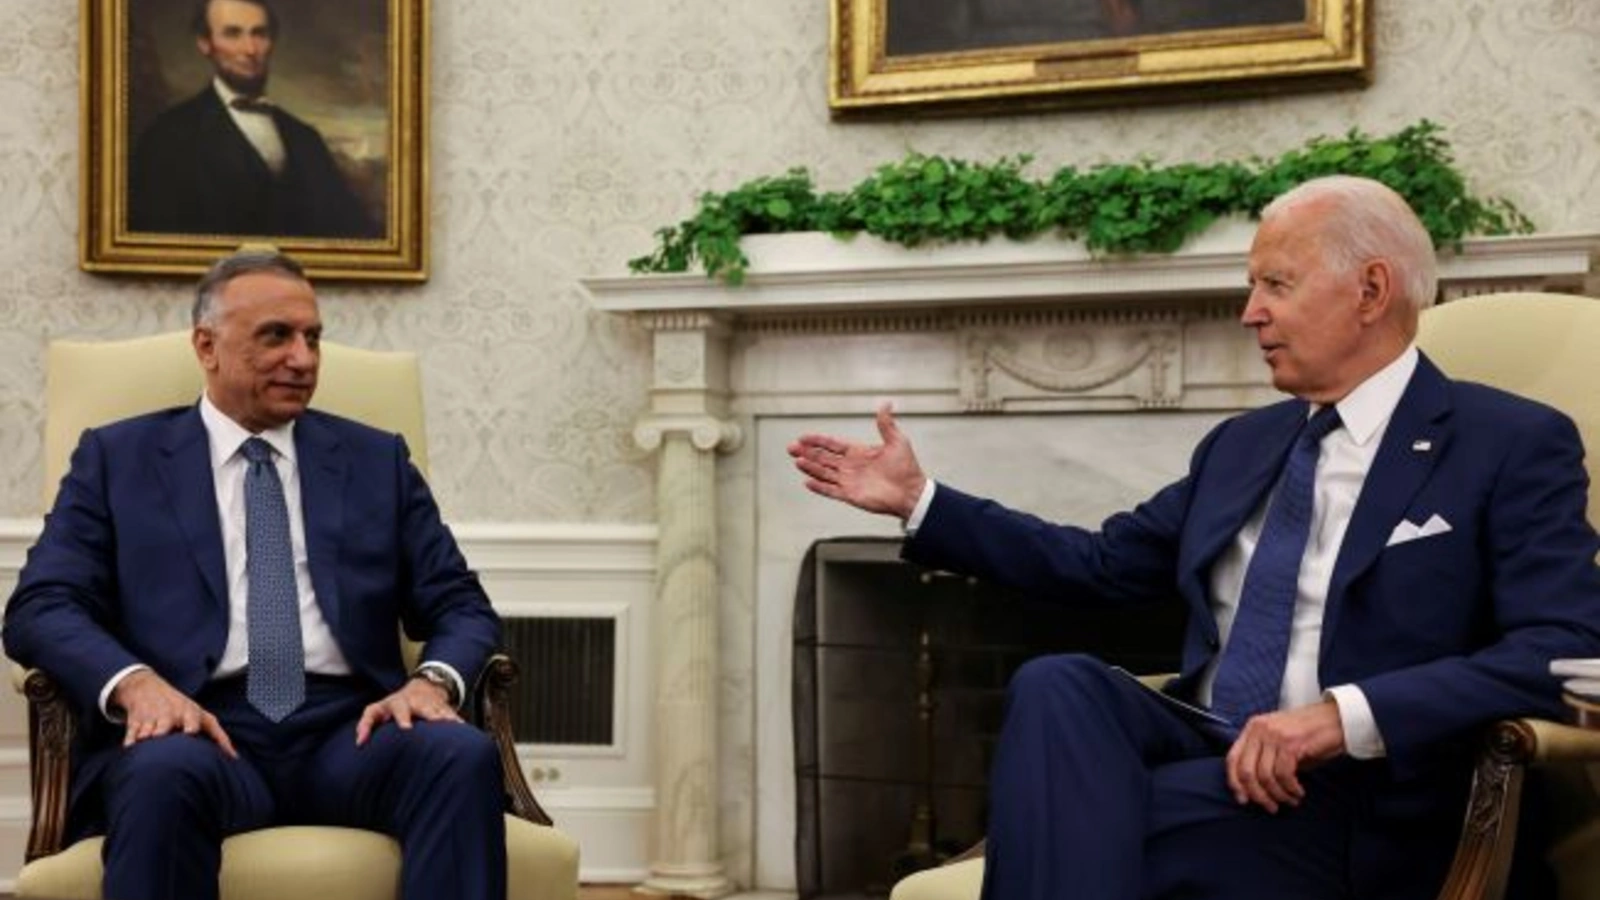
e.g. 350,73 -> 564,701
788,403 -> 928,521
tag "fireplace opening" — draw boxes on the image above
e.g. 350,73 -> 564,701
792,538 -> 1185,899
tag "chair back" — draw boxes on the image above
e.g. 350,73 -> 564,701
1420,291 -> 1600,898
1416,292 -> 1600,530
43,330 -> 429,669
44,331 -> 429,509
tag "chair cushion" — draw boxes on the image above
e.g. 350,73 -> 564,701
16,817 -> 579,900
889,857 -> 984,900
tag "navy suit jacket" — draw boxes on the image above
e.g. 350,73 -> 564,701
906,353 -> 1600,782
4,406 -> 501,783
128,87 -> 379,238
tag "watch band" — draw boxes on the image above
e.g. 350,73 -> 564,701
410,665 -> 460,706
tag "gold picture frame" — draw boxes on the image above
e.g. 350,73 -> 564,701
830,0 -> 1369,116
81,0 -> 429,282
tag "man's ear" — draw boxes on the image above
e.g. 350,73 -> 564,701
1356,259 -> 1394,324
196,36 -> 213,58
193,325 -> 219,372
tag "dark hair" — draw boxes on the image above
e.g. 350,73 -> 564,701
192,248 -> 306,326
191,0 -> 279,40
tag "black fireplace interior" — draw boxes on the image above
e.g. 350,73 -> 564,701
793,538 -> 1185,899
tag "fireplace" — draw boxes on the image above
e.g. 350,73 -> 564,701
791,538 -> 1184,898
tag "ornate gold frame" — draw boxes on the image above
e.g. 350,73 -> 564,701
830,0 -> 1369,116
80,0 -> 430,282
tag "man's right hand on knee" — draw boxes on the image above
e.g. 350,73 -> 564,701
112,669 -> 238,758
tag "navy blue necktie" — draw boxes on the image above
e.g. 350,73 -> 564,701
241,437 -> 305,722
1210,406 -> 1342,725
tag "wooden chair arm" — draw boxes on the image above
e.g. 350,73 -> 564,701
474,652 -> 555,826
18,667 -> 73,862
1434,715 -> 1600,900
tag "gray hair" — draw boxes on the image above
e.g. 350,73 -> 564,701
192,249 -> 307,327
1261,175 -> 1438,311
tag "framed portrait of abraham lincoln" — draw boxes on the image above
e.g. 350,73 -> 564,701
829,0 -> 1370,116
81,0 -> 429,282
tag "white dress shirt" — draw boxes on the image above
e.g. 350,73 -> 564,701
906,346 -> 1421,759
199,396 -> 351,679
213,77 -> 287,175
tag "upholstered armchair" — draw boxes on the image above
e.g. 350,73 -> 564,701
890,292 -> 1600,900
12,331 -> 580,900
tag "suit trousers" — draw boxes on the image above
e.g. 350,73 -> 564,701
94,675 -> 506,900
981,654 -> 1360,900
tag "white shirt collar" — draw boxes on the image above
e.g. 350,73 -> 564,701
1322,345 -> 1419,447
199,393 -> 297,470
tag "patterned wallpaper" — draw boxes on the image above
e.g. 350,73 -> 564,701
0,0 -> 1596,523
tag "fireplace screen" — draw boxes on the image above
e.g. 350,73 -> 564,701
793,538 -> 1184,898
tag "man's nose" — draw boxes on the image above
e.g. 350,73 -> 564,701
1240,291 -> 1267,327
285,337 -> 318,370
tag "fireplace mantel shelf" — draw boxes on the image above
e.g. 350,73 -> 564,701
586,229 -> 1599,316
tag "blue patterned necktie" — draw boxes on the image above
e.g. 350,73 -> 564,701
1210,406 -> 1342,725
241,437 -> 305,722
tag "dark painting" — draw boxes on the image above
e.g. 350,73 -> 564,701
887,0 -> 1309,57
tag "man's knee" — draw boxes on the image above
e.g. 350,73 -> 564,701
1007,653 -> 1108,709
391,723 -> 499,785
101,735 -> 238,815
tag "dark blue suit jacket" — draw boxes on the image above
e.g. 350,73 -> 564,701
905,354 -> 1600,868
4,406 -> 501,790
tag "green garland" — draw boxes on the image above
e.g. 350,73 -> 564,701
629,121 -> 1533,285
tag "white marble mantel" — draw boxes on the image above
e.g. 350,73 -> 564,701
581,228 -> 1598,894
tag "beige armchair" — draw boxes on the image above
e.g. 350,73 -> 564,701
891,292 -> 1600,900
13,331 -> 580,900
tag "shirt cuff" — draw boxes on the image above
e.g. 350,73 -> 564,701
100,663 -> 151,722
417,661 -> 467,708
1325,684 -> 1387,759
904,479 -> 939,534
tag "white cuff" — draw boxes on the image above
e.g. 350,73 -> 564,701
1324,684 -> 1387,759
417,661 -> 467,708
904,479 -> 939,534
100,663 -> 151,722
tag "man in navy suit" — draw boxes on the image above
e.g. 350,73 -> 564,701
5,250 -> 504,900
128,0 -> 378,238
789,176 -> 1600,899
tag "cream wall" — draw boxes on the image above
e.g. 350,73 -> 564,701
0,0 -> 1598,523
0,0 -> 1598,890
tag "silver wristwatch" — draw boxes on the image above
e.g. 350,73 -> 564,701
410,665 -> 459,706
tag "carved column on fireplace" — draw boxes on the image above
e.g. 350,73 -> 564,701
634,311 -> 740,899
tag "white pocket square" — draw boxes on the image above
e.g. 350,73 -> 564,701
1386,514 -> 1453,547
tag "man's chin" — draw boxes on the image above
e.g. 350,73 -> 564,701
219,72 -> 269,96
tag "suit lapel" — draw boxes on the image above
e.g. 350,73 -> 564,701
295,414 -> 347,630
199,90 -> 277,182
1180,401 -> 1309,623
1321,354 -> 1453,652
1190,403 -> 1309,571
156,408 -> 228,612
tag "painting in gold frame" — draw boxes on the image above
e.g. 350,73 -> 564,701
830,0 -> 1369,116
81,0 -> 429,282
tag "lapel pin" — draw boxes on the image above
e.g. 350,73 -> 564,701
1412,439 -> 1433,452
